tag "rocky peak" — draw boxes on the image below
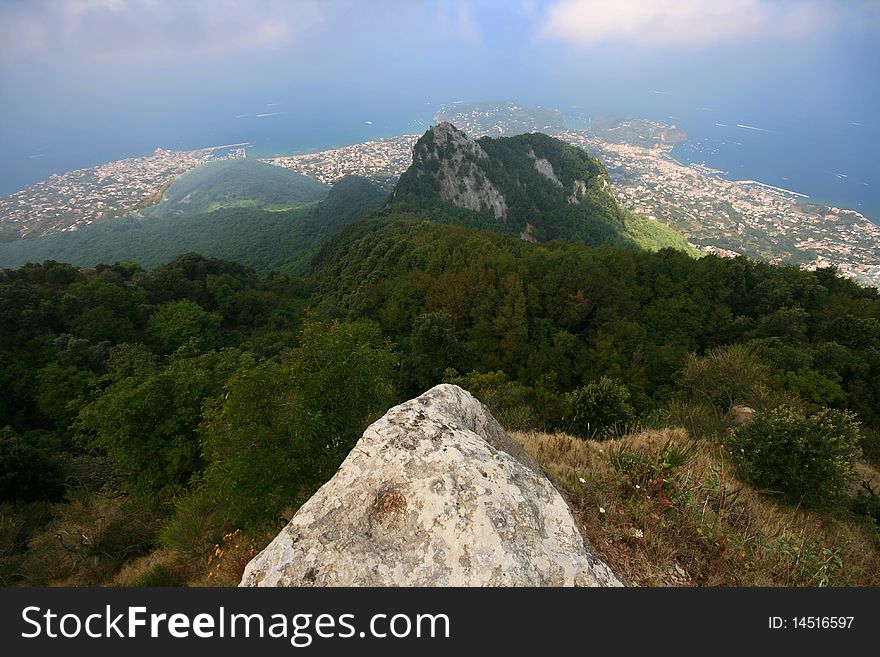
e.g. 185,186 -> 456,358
240,384 -> 623,587
409,123 -> 508,219
428,122 -> 488,159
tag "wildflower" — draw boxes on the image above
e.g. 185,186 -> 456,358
599,506 -> 606,514
635,484 -> 640,489
632,528 -> 644,538
579,477 -> 586,484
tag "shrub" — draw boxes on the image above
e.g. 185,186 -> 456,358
74,347 -> 251,495
680,344 -> 772,411
610,437 -> 699,497
563,377 -> 635,439
728,406 -> 862,508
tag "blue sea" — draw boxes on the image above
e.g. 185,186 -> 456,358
2,97 -> 877,223
667,108 -> 879,220
0,96 -> 434,198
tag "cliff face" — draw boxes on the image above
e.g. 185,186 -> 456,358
240,384 -> 623,587
412,122 -> 508,219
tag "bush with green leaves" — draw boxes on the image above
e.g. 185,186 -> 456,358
729,406 -> 862,508
74,346 -> 252,494
563,377 -> 635,439
192,320 -> 394,529
610,437 -> 700,496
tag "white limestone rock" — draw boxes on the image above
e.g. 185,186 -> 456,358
419,122 -> 509,219
240,384 -> 623,587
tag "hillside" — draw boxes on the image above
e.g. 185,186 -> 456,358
3,128 -> 879,591
389,123 -> 693,252
0,176 -> 386,273
142,158 -> 330,217
3,240 -> 880,587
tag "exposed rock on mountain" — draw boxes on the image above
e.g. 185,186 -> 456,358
408,122 -> 508,219
240,384 -> 623,587
529,148 -> 563,188
390,122 -> 637,247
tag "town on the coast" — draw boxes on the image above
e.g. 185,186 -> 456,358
2,106 -> 878,287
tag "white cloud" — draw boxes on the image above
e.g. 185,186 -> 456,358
432,1 -> 483,45
456,2 -> 482,44
0,0 -> 325,62
537,0 -> 840,47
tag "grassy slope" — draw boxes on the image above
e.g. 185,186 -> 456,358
624,213 -> 703,257
145,158 -> 329,217
26,424 -> 878,587
513,429 -> 880,586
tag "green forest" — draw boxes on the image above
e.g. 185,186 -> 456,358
2,129 -> 880,586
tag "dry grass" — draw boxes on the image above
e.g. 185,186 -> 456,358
4,491 -> 163,586
110,548 -> 189,586
513,428 -> 880,586
112,528 -> 267,587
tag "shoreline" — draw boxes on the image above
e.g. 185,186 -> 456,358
666,144 -> 876,227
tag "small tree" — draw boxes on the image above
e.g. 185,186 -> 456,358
563,377 -> 635,439
729,406 -> 862,508
148,299 -> 221,353
680,344 -> 773,412
195,320 -> 394,528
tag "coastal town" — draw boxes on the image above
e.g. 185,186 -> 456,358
431,103 -> 880,287
562,129 -> 880,287
262,135 -> 419,187
1,107 -> 878,287
0,145 -> 246,240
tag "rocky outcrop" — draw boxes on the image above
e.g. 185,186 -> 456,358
520,222 -> 538,243
240,384 -> 622,587
568,178 -> 588,204
727,405 -> 757,426
529,148 -> 563,188
417,122 -> 508,219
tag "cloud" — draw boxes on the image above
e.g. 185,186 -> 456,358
537,0 -> 849,47
456,2 -> 482,44
433,1 -> 483,45
0,0 -> 492,66
0,0 -> 325,62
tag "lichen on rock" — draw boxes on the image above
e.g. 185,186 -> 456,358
240,384 -> 623,587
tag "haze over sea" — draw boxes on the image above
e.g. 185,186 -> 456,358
1,1 -> 878,220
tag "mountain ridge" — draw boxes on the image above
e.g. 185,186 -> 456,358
390,122 -> 695,254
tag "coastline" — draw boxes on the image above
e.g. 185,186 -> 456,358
669,137 -> 877,227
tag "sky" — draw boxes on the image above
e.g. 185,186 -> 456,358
1,0 -> 878,211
